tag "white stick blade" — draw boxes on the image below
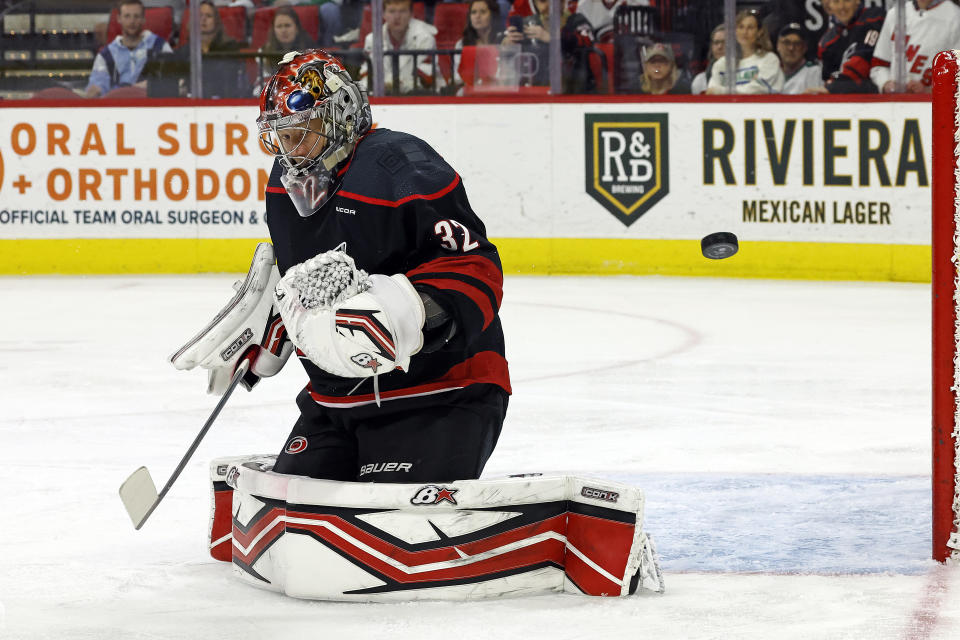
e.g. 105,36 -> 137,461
119,466 -> 159,529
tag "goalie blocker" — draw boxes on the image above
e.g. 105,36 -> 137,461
208,457 -> 664,600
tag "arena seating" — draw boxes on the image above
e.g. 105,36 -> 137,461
433,3 -> 469,81
31,86 -> 83,100
179,6 -> 248,45
457,45 -> 498,87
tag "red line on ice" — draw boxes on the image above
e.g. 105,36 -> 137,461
900,564 -> 951,640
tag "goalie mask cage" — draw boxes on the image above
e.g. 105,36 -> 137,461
932,50 -> 960,563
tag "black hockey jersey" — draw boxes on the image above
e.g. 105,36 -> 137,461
265,128 -> 511,408
818,6 -> 885,93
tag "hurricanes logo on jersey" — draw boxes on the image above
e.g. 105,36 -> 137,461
584,113 -> 669,227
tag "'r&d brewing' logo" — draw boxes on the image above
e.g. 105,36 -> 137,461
584,113 -> 669,227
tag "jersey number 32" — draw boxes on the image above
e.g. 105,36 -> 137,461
434,219 -> 479,252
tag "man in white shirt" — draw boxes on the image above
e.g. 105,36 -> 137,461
360,0 -> 443,94
777,22 -> 823,94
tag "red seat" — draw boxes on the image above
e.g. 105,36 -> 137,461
434,3 -> 468,47
102,86 -> 148,99
31,87 -> 82,100
458,45 -> 498,87
463,84 -> 549,96
356,2 -> 426,47
107,7 -> 174,42
251,6 -> 321,49
434,3 -> 468,81
180,6 -> 248,45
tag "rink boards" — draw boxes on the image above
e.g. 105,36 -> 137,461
0,96 -> 932,280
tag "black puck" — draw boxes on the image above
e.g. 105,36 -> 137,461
701,232 -> 739,259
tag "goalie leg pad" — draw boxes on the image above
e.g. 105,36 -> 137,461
208,455 -> 278,562
224,462 -> 664,601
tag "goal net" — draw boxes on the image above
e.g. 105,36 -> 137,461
931,50 -> 960,563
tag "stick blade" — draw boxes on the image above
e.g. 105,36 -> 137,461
119,466 -> 159,529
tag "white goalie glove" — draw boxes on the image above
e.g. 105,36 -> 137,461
273,250 -> 425,379
169,243 -> 294,395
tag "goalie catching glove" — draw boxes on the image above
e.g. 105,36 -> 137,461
273,250 -> 425,380
169,243 -> 293,394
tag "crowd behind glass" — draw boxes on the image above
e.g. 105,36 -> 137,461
0,0 -> 954,99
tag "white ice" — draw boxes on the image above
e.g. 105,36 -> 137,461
1,274 -> 958,639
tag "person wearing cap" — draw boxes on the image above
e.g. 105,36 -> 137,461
706,9 -> 784,94
639,42 -> 690,95
777,22 -> 823,94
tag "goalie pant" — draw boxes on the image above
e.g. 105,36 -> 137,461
264,127 -> 511,481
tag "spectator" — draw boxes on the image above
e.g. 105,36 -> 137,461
706,9 -> 784,94
691,23 -> 725,95
638,42 -> 690,95
261,7 -> 317,71
761,0 -> 832,61
196,0 -> 247,97
454,0 -> 505,88
501,0 -> 569,87
572,0 -> 650,43
85,0 -> 173,98
777,22 -> 823,94
264,0 -> 342,48
810,0 -> 884,93
197,1 -> 241,53
459,0 -> 505,47
870,0 -> 960,94
360,0 -> 443,94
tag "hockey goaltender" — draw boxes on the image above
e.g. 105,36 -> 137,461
162,50 -> 664,601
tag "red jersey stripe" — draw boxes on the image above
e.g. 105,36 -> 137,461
307,350 -> 511,406
407,254 -> 503,306
338,175 -> 461,208
265,186 -> 286,194
414,277 -> 495,329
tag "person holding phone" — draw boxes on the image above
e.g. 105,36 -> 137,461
502,0 -> 556,46
500,0 -> 568,86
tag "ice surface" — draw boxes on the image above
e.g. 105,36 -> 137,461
1,274 -> 957,639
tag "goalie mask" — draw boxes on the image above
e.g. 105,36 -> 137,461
257,50 -> 372,217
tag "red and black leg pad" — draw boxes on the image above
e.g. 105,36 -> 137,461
208,459 -> 240,562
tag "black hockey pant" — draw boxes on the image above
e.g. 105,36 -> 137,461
272,384 -> 508,482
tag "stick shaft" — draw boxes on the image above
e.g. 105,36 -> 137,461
135,360 -> 249,529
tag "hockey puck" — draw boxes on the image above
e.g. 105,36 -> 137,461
701,232 -> 739,259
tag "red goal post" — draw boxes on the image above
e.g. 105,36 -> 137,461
931,50 -> 960,563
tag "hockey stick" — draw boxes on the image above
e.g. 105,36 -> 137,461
119,359 -> 250,530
